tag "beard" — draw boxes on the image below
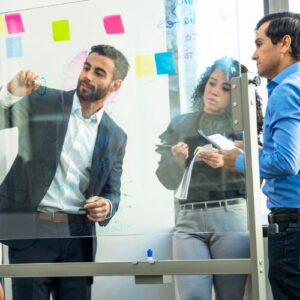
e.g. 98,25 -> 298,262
76,80 -> 110,102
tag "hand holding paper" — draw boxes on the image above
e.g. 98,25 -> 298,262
193,143 -> 213,155
198,129 -> 235,151
198,148 -> 224,169
175,143 -> 213,199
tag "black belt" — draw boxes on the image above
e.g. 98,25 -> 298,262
268,208 -> 300,224
180,198 -> 245,210
38,212 -> 87,222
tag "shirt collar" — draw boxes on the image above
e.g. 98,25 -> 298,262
267,62 -> 300,96
72,92 -> 103,125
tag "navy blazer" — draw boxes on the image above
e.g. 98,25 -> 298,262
0,88 -> 127,252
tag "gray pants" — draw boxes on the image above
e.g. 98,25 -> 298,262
173,201 -> 250,300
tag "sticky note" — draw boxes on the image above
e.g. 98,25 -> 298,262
135,55 -> 155,77
155,52 -> 176,75
0,15 -> 7,37
103,15 -> 125,34
6,37 -> 22,58
52,19 -> 70,42
5,13 -> 25,34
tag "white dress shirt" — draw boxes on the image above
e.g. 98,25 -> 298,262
0,89 -> 106,214
39,94 -> 104,213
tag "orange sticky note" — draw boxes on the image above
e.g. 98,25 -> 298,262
5,13 -> 25,34
103,15 -> 125,34
0,15 -> 7,37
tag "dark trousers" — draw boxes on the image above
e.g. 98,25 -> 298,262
8,220 -> 93,300
268,222 -> 300,300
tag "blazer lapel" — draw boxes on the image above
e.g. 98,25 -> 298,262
88,112 -> 111,195
55,90 -> 74,162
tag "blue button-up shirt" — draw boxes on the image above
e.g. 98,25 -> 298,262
236,62 -> 300,209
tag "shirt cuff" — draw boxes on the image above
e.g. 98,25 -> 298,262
235,152 -> 245,173
105,199 -> 113,219
0,87 -> 22,108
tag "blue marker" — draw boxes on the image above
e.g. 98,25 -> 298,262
147,248 -> 153,261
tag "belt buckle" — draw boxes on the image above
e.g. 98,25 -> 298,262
53,213 -> 63,223
52,213 -> 67,222
49,212 -> 62,222
50,212 -> 57,222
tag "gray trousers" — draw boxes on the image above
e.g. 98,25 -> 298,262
173,201 -> 250,300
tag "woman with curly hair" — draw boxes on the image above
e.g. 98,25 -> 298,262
156,57 -> 263,300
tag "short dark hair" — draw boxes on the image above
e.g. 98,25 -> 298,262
89,44 -> 130,80
255,12 -> 300,61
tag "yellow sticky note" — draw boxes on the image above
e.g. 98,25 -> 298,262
0,15 -> 7,37
52,19 -> 70,42
135,55 -> 155,77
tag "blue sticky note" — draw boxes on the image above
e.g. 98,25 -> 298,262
6,36 -> 22,58
154,51 -> 176,75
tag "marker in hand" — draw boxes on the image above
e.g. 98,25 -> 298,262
32,78 -> 43,86
32,77 -> 47,96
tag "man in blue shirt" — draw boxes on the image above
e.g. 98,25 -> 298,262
223,12 -> 300,300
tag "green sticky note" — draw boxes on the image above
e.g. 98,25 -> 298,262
52,19 -> 70,42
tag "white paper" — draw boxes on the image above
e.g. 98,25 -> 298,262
175,144 -> 212,200
206,133 -> 235,150
198,129 -> 235,150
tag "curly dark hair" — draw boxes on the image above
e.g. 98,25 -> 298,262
191,57 -> 241,112
191,57 -> 264,136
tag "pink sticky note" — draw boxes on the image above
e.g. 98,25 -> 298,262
103,15 -> 125,34
5,13 -> 25,34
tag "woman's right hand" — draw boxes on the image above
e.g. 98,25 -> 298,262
7,70 -> 40,97
171,142 -> 189,165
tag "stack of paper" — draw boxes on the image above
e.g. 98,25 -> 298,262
175,144 -> 212,200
